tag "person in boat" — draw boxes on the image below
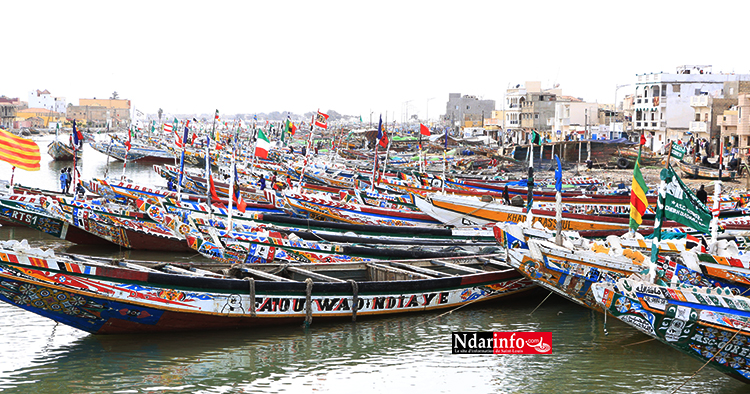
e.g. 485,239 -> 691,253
64,168 -> 72,194
258,176 -> 266,191
59,169 -> 67,193
167,179 -> 175,191
75,181 -> 85,200
503,184 -> 510,204
697,185 -> 708,205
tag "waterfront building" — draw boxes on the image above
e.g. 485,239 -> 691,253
550,96 -> 599,142
443,93 -> 495,132
28,89 -> 66,114
68,98 -> 131,128
632,65 -> 750,153
15,108 -> 62,128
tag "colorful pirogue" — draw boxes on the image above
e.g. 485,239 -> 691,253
0,239 -> 534,334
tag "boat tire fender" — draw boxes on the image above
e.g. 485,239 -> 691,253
616,157 -> 629,169
431,178 -> 443,188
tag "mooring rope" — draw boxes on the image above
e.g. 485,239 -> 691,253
528,291 -> 553,316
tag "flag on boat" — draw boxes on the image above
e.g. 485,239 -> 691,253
255,129 -> 270,159
376,115 -> 388,148
214,109 -> 220,121
530,130 -> 542,145
554,155 -> 562,192
0,128 -> 40,171
124,126 -> 133,151
629,134 -> 648,230
314,111 -> 329,129
651,164 -> 712,261
174,128 -> 184,148
285,118 -> 296,136
420,123 -> 430,136
72,120 -> 83,147
163,123 -> 173,133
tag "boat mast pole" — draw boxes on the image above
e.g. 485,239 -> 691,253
381,137 -> 391,182
710,139 -> 722,250
525,131 -> 535,227
227,121 -> 238,232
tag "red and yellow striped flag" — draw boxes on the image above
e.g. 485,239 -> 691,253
629,134 -> 648,230
0,128 -> 41,171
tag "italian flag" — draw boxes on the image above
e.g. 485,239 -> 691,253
255,129 -> 270,159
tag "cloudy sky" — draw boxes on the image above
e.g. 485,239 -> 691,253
5,1 -> 749,122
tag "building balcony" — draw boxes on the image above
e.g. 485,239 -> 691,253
689,121 -> 708,133
690,95 -> 709,107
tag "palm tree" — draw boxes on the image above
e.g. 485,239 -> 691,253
110,91 -> 119,100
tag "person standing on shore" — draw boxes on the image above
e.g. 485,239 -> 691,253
697,185 -> 708,205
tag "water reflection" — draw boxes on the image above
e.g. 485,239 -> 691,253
0,294 -> 746,393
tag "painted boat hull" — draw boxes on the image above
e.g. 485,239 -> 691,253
0,245 -> 535,334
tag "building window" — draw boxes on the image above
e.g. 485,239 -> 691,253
672,84 -> 680,93
662,84 -> 666,97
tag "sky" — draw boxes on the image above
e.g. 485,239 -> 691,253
5,0 -> 750,123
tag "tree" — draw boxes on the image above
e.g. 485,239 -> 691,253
110,91 -> 119,100
158,108 -> 163,123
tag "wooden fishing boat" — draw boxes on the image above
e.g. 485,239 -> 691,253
677,161 -> 738,180
593,278 -> 750,384
0,239 -> 535,334
40,196 -> 193,252
414,193 -> 680,231
90,139 -> 175,163
47,140 -> 82,161
0,194 -> 115,245
283,192 -> 441,226
613,146 -> 662,169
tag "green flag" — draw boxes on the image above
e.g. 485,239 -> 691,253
670,142 -> 686,160
651,164 -> 712,262
531,130 -> 542,145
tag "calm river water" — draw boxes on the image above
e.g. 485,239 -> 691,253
0,134 -> 747,393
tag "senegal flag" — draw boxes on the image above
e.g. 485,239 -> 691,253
629,134 -> 648,230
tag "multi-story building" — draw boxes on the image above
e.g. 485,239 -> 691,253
444,93 -> 495,132
68,98 -> 131,127
28,89 -> 67,113
0,104 -> 16,129
717,93 -> 750,153
550,97 -> 599,141
633,65 -> 750,152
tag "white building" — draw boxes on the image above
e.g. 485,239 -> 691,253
550,97 -> 599,141
632,65 -> 750,152
28,89 -> 67,114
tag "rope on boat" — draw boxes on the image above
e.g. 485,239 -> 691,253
671,285 -> 750,393
443,199 -> 496,227
401,278 -> 529,330
528,291 -> 553,316
348,279 -> 358,322
245,277 -> 256,316
304,278 -> 313,328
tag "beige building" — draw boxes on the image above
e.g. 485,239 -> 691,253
718,94 -> 750,153
15,108 -> 63,127
68,98 -> 131,127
